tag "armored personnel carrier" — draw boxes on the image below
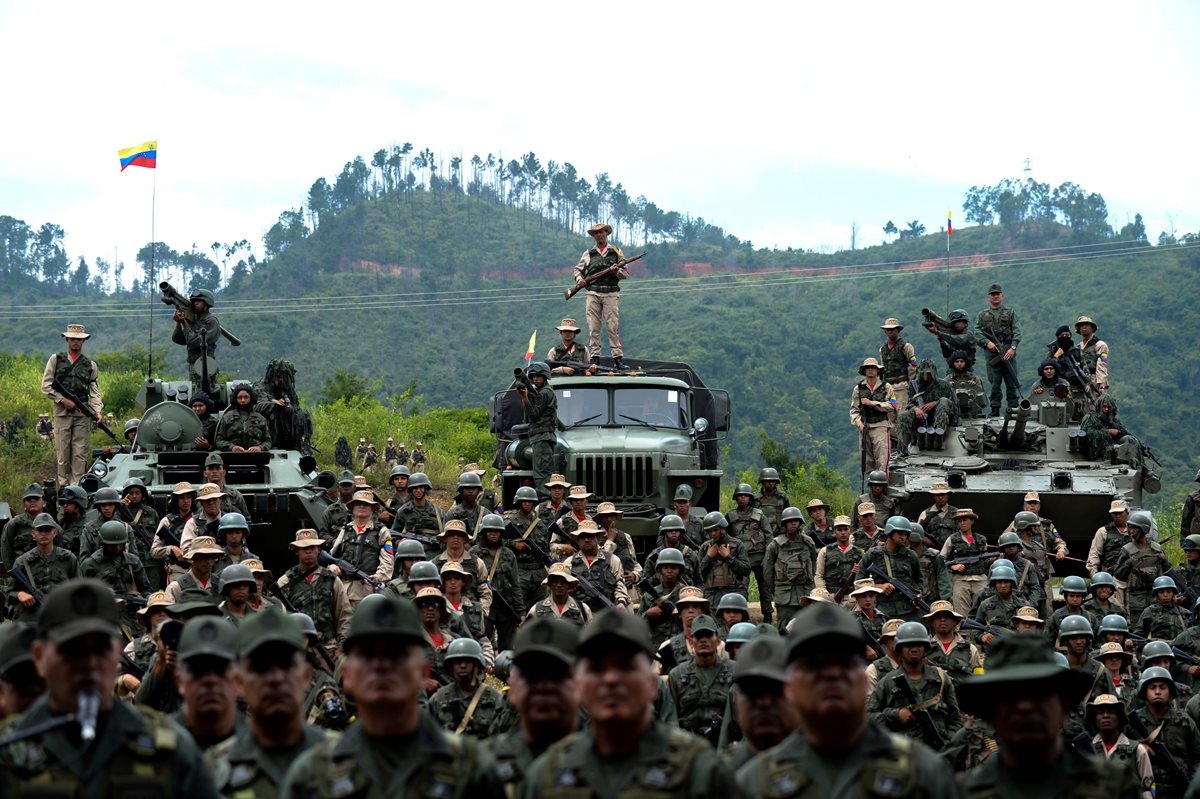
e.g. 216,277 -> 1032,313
889,397 -> 1159,571
81,378 -> 331,572
490,358 -> 730,546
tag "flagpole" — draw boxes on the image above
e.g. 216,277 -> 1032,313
147,166 -> 156,379
945,210 -> 951,314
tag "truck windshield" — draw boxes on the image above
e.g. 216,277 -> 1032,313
613,388 -> 687,429
556,388 -> 607,427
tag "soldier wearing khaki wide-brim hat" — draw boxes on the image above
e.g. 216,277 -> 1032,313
1073,314 -> 1109,391
348,489 -> 378,508
851,358 -> 894,476
288,529 -> 326,549
878,317 -> 917,413
548,316 -> 591,374
544,474 -> 571,488
43,322 -> 102,487
575,221 -> 627,367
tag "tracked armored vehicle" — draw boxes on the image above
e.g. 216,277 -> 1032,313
889,398 -> 1159,572
82,379 -> 331,572
490,358 -> 730,547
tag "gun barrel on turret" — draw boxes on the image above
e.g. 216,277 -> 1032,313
999,399 -> 1032,448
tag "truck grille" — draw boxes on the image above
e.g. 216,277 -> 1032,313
574,455 -> 655,500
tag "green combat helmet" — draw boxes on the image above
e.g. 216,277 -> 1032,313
867,471 -> 888,486
407,473 -> 432,491
1128,510 -> 1153,532
989,562 -> 1017,584
716,594 -> 750,616
895,621 -> 932,649
1060,575 -> 1088,595
733,483 -> 754,499
1183,535 -> 1200,552
780,507 -> 804,524
99,520 -> 128,545
1140,641 -> 1175,666
1057,615 -> 1093,644
444,637 -> 487,669
389,465 -> 411,481
189,288 -> 217,308
656,548 -> 686,568
1013,511 -> 1041,531
1089,572 -> 1117,592
885,516 -> 912,535
219,564 -> 256,593
407,561 -> 442,586
480,514 -> 506,532
1152,576 -> 1178,593
526,362 -> 551,378
726,622 -> 757,645
457,472 -> 483,490
513,486 -> 539,503
1098,613 -> 1128,635
1137,666 -> 1176,699
702,511 -> 727,530
758,468 -> 781,483
659,515 -> 686,532
997,532 -> 1022,548
395,539 -> 426,559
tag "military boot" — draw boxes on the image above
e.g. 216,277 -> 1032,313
613,356 -> 625,371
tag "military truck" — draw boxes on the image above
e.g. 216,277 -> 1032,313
889,397 -> 1160,573
490,358 -> 730,547
81,379 -> 331,572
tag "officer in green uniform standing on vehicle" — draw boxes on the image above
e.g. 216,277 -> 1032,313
0,578 -> 220,797
518,362 -> 558,502
524,609 -> 736,799
171,287 -> 221,396
736,602 -> 956,797
281,594 -> 506,799
974,283 -> 1022,417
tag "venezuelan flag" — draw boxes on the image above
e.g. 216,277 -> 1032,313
524,329 -> 537,363
118,140 -> 157,171
947,210 -> 953,235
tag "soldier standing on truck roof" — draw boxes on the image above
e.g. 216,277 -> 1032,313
41,323 -> 103,487
573,222 -> 628,371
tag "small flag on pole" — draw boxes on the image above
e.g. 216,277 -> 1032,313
947,210 -> 953,236
524,330 -> 537,362
118,140 -> 157,171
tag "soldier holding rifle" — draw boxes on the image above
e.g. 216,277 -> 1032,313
974,283 -> 1022,417
169,287 -> 222,396
571,223 -> 631,371
41,323 -> 103,486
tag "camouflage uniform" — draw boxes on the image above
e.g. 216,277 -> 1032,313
329,520 -> 393,605
58,515 -> 88,558
917,503 -> 958,549
429,679 -> 509,738
814,541 -> 866,598
639,583 -> 686,647
6,546 -> 77,622
78,548 -> 149,628
525,595 -> 591,628
207,724 -> 333,797
433,551 -> 493,611
1046,607 -> 1100,645
523,379 -> 558,501
879,334 -> 918,413
391,500 -> 445,559
1138,601 -> 1189,641
857,546 -> 924,621
447,502 -> 487,540
867,665 -> 963,749
277,565 -> 352,653
853,490 -> 899,529
927,633 -> 983,684
1115,540 -> 1167,623
644,543 -> 701,588
1081,393 -> 1143,469
1182,490 -> 1200,537
895,372 -> 958,454
214,409 -> 272,451
974,303 -> 1022,412
566,551 -> 627,611
470,540 -> 524,648
914,547 -> 952,603
1,512 -> 38,571
503,508 -> 551,603
855,608 -> 890,646
946,368 -> 988,419
699,535 -> 751,605
726,506 -> 772,614
304,668 -> 346,730
752,487 -> 790,532
668,657 -> 735,746
480,728 -> 545,799
41,348 -> 102,485
971,594 -> 1021,646
1130,705 -> 1200,799
762,532 -> 816,629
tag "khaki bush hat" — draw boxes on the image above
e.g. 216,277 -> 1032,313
178,616 -> 237,663
439,519 -> 470,539
439,560 -> 473,582
833,515 -> 852,528
288,529 -> 326,549
241,558 -> 271,575
172,481 -> 197,496
1095,641 -> 1133,664
196,483 -> 226,501
556,317 -> 582,332
542,562 -> 579,585
345,595 -> 424,651
36,579 -> 120,644
186,536 -> 224,557
675,586 -> 710,608
1109,499 -> 1129,514
463,463 -> 487,476
544,474 -> 571,488
879,619 -> 905,639
387,437 -> 393,442
880,318 -> 904,330
412,586 -> 453,617
806,498 -> 830,511
953,508 -> 979,520
353,476 -> 371,490
137,591 -> 174,619
593,502 -> 623,518
359,437 -> 366,444
923,600 -> 964,621
849,580 -> 883,598
1074,315 -> 1098,332
800,588 -> 835,607
857,502 -> 876,516
571,519 -> 602,539
858,357 -> 883,375
587,222 -> 613,236
514,617 -> 578,667
1023,491 -> 1041,502
567,485 -> 593,501
929,483 -> 951,495
1011,606 -> 1045,625
578,607 -> 652,657
61,323 -> 91,339
349,490 -> 379,508
236,607 -> 305,657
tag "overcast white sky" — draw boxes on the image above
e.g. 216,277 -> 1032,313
1,2 -> 1197,275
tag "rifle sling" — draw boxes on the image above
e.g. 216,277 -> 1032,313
907,668 -> 947,712
455,680 -> 489,735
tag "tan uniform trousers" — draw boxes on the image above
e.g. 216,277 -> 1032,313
951,575 -> 987,619
53,412 -> 91,486
888,382 -> 910,421
861,425 -> 891,473
585,291 -> 623,358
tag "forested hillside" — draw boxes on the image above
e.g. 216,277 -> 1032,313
1,146 -> 1197,507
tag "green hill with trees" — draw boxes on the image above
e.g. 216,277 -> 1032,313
1,145 -> 1197,514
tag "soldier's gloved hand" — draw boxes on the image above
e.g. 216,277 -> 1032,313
898,708 -> 916,727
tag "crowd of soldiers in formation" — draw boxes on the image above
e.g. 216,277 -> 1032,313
5,454 -> 1200,797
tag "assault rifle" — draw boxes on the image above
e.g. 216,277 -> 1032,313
574,572 -> 617,610
5,564 -> 44,606
896,663 -> 945,750
159,281 -> 241,346
1130,713 -> 1191,786
944,552 -> 1002,569
393,529 -> 440,548
318,551 -> 384,592
115,503 -> 155,558
959,617 -> 1011,642
866,566 -> 932,614
1128,632 -> 1200,667
638,578 -> 678,617
1098,413 -> 1162,467
1056,347 -> 1100,399
977,328 -> 1022,393
564,253 -> 645,301
1164,567 -> 1200,606
832,555 -> 865,604
50,377 -> 117,441
264,574 -> 340,674
503,520 -> 553,568
114,593 -> 148,607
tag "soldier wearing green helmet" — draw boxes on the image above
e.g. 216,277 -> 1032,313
699,510 -> 751,605
1083,570 -> 1128,621
853,469 -> 899,529
639,546 -> 689,646
995,530 -> 1044,611
390,471 -> 444,559
1178,533 -> 1200,600
213,510 -> 257,574
470,512 -> 524,650
1130,666 -> 1200,798
216,562 -> 258,626
1115,509 -> 1167,624
752,467 -> 790,532
516,361 -> 557,501
171,286 -> 221,395
1136,575 -> 1188,642
727,482 -> 773,623
972,562 -> 1022,649
868,620 -> 963,750
428,637 -> 511,738
1047,575 -> 1101,644
857,515 -> 924,621
503,484 -> 552,604
644,514 -> 701,587
762,505 -> 815,630
78,519 -> 151,629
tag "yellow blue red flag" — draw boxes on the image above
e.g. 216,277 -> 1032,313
118,141 -> 157,171
524,330 -> 537,363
